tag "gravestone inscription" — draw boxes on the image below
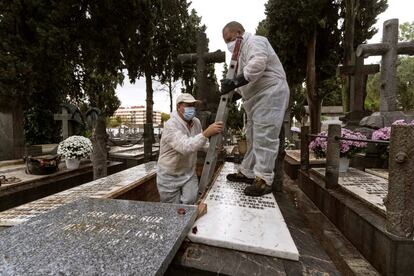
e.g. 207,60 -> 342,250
0,198 -> 197,276
313,167 -> 387,212
188,162 -> 299,261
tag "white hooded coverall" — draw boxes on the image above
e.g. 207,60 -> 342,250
156,111 -> 208,204
236,32 -> 290,186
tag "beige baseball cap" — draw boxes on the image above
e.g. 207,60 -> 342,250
176,93 -> 201,105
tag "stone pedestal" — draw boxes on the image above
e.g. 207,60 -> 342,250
360,111 -> 414,128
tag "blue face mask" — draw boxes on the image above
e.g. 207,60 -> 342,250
183,106 -> 196,121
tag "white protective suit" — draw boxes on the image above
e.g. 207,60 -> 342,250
156,111 -> 208,204
236,32 -> 290,186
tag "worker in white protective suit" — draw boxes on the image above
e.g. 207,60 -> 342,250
221,21 -> 290,197
156,93 -> 223,204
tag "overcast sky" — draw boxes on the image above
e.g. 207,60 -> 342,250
115,0 -> 413,113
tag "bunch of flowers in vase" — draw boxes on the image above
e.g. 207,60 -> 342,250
57,135 -> 93,170
309,128 -> 367,172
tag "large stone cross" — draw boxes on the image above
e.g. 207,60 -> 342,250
54,107 -> 71,139
357,18 -> 414,112
177,32 -> 225,107
338,57 -> 380,112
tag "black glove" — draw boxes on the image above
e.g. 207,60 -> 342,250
232,92 -> 242,103
220,73 -> 249,95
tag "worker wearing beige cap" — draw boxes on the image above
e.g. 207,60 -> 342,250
156,93 -> 223,204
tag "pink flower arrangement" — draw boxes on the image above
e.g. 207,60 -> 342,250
309,128 -> 367,158
372,119 -> 414,141
372,127 -> 391,140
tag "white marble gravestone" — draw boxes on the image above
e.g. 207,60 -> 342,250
312,167 -> 388,213
188,163 -> 299,261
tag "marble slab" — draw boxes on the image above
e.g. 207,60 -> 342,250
0,198 -> 197,276
0,162 -> 156,226
285,149 -> 326,164
109,145 -> 159,157
365,168 -> 389,180
188,162 -> 299,261
312,167 -> 388,212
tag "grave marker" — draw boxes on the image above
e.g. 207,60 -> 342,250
0,198 -> 197,275
53,107 -> 71,139
357,19 -> 414,112
177,32 -> 225,129
312,167 -> 388,213
338,57 -> 379,112
188,162 -> 299,261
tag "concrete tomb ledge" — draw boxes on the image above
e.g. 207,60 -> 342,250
299,168 -> 414,276
284,149 -> 325,180
0,161 -> 157,227
0,160 -> 124,211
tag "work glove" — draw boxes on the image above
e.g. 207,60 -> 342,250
232,92 -> 242,103
220,73 -> 249,95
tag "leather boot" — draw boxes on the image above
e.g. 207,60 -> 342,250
244,177 -> 272,196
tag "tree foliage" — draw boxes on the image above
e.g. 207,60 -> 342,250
0,0 -> 82,144
258,0 -> 342,132
339,0 -> 388,51
258,0 -> 387,126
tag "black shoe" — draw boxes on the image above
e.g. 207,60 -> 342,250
244,177 -> 272,197
226,172 -> 254,184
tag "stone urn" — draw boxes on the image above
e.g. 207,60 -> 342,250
65,158 -> 80,170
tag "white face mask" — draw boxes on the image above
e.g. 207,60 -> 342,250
227,40 -> 236,53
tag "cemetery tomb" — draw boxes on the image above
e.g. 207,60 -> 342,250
109,144 -> 160,169
188,162 -> 299,261
0,159 -> 123,212
284,149 -> 325,179
0,162 -> 156,226
0,198 -> 197,275
365,168 -> 388,180
311,167 -> 387,214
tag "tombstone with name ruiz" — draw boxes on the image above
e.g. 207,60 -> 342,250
0,198 -> 197,275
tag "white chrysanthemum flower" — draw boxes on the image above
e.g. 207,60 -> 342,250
57,135 -> 93,159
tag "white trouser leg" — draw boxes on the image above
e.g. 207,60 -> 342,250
180,173 -> 198,204
156,168 -> 196,204
243,80 -> 289,185
239,116 -> 255,178
157,173 -> 181,204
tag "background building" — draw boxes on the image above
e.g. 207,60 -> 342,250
113,106 -> 162,128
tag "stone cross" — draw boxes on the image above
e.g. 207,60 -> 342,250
356,18 -> 414,112
53,107 -> 71,139
338,57 -> 380,112
177,32 -> 225,108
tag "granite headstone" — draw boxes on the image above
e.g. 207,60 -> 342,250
0,198 -> 197,276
